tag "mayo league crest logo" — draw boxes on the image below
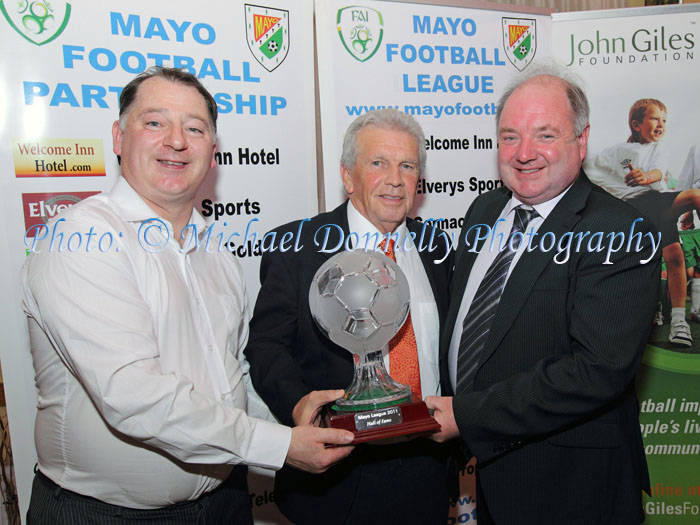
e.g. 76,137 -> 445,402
502,18 -> 536,71
0,0 -> 71,45
245,4 -> 289,72
337,5 -> 383,62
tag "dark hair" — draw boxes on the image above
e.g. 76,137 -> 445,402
627,98 -> 666,143
118,66 -> 218,132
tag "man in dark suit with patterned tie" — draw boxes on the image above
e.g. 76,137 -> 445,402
245,109 -> 456,524
426,63 -> 660,524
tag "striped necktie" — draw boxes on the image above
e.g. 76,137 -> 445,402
455,205 -> 539,394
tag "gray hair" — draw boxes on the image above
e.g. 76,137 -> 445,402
340,108 -> 427,176
495,60 -> 589,136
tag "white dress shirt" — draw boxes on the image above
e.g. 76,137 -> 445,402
347,202 -> 441,397
448,189 -> 570,392
21,177 -> 291,509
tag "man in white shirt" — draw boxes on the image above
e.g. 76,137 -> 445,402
426,64 -> 659,524
21,66 -> 353,524
244,109 -> 456,524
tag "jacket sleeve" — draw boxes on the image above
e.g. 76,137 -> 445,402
244,246 -> 312,426
452,211 -> 660,464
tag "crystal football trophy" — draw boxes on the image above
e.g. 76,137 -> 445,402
309,249 -> 440,443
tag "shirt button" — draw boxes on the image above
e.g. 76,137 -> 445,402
208,345 -> 213,352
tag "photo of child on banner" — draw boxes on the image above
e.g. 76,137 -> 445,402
585,98 -> 700,352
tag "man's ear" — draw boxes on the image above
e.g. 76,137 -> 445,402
577,124 -> 590,162
210,141 -> 217,169
340,164 -> 353,195
112,121 -> 123,156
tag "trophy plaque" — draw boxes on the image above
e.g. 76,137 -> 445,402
308,249 -> 440,444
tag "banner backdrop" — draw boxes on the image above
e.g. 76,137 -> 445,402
316,0 -> 551,243
0,0 -> 316,519
552,5 -> 700,523
315,1 -> 551,522
8,1 -> 697,523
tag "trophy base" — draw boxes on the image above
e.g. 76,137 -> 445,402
332,350 -> 412,412
322,397 -> 440,445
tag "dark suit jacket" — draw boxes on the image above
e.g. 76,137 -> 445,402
441,175 -> 658,525
245,201 -> 455,524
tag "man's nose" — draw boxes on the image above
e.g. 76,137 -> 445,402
515,136 -> 536,163
385,165 -> 403,186
164,126 -> 186,150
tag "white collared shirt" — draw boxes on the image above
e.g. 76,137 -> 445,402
448,188 -> 570,391
21,177 -> 291,509
346,201 -> 441,397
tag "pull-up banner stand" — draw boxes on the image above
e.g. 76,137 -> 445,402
552,5 -> 700,523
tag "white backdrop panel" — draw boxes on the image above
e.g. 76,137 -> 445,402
315,1 -> 551,522
0,0 -> 316,519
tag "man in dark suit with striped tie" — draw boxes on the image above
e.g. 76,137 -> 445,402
426,63 -> 660,524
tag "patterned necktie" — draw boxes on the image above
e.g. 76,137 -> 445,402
380,238 -> 422,399
455,205 -> 539,394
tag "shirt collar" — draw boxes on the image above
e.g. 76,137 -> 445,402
346,200 -> 411,250
505,182 -> 573,220
107,176 -> 207,239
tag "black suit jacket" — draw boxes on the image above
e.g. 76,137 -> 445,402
246,201 -> 455,524
441,175 -> 658,525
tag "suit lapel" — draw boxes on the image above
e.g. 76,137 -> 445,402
317,201 -> 351,261
478,175 -> 591,368
440,189 -> 511,359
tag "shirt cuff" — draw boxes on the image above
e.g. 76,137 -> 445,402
245,419 -> 292,470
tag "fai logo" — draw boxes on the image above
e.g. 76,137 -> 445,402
502,18 -> 536,71
0,0 -> 71,46
245,4 -> 289,72
336,6 -> 383,62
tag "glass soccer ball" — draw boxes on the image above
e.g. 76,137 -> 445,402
309,249 -> 410,355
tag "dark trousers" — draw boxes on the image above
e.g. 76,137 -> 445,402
275,440 -> 453,525
27,466 -> 253,524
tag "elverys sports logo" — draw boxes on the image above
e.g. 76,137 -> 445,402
337,5 -> 383,62
22,191 -> 99,237
502,18 -> 536,71
0,0 -> 71,45
245,4 -> 289,72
